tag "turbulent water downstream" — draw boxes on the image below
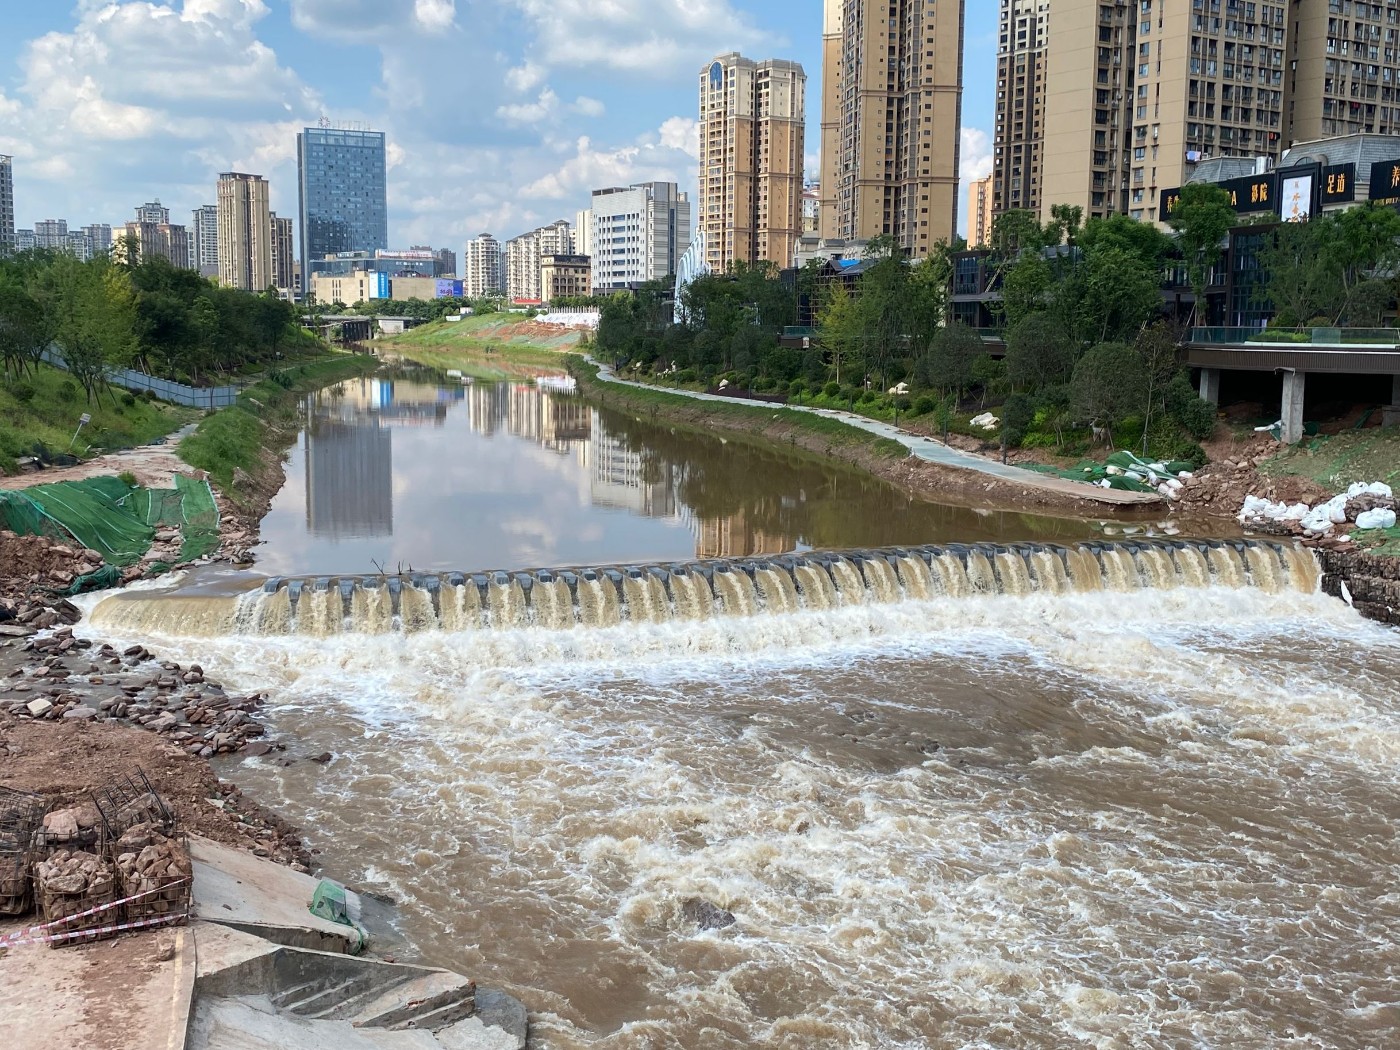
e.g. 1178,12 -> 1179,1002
82,376 -> 1400,1048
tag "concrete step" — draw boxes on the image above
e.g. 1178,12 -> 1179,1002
286,971 -> 405,1018
304,972 -> 417,1021
349,971 -> 476,1032
270,980 -> 323,1010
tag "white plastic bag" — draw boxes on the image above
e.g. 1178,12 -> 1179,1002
1355,508 -> 1397,530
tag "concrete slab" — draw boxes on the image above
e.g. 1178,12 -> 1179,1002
191,995 -> 441,1050
191,836 -> 363,953
0,922 -> 194,1050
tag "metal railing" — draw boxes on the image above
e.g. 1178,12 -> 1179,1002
39,348 -> 242,408
1188,326 -> 1400,347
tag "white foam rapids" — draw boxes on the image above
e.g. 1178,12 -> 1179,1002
72,538 -> 1400,1049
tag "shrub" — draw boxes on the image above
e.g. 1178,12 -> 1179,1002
118,471 -> 138,487
676,368 -> 697,384
857,387 -> 878,404
838,385 -> 860,403
788,378 -> 807,397
58,380 -> 79,403
1020,431 -> 1060,449
912,395 -> 937,417
9,382 -> 35,404
753,376 -> 776,392
121,392 -> 137,407
822,381 -> 841,398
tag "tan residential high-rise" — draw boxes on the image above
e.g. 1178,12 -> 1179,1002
698,52 -> 806,273
1033,1 -> 1299,225
1290,3 -> 1400,142
967,172 -> 995,247
270,213 -> 295,293
216,172 -> 273,291
993,0 -> 1050,217
819,0 -> 964,258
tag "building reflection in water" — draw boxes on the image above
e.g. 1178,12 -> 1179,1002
303,376 -> 460,539
302,373 -> 794,556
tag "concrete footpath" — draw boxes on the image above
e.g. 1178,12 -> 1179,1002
590,361 -> 1164,507
0,835 -> 526,1050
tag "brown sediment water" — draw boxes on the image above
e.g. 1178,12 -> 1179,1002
71,376 -> 1400,1048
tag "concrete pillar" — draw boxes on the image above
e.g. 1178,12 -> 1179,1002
1280,369 -> 1306,444
1199,367 -> 1221,406
1385,373 -> 1400,429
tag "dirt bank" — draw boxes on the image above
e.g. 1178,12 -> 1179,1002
575,364 -> 1167,521
0,715 -> 312,868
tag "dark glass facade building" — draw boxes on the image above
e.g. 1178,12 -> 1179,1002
296,127 -> 388,289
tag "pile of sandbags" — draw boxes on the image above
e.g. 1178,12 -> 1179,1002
35,849 -> 117,939
1241,482 -> 1396,538
113,823 -> 191,920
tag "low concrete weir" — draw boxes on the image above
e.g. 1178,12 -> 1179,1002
89,539 -> 1321,639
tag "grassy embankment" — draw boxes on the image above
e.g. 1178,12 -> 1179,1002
179,353 -> 379,499
377,315 -> 583,379
1260,428 -> 1400,554
568,357 -> 910,463
0,364 -> 198,475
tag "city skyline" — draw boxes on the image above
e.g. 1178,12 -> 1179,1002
0,2 -> 1001,250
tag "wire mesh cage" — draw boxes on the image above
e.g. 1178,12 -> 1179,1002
110,824 -> 192,927
35,849 -> 119,946
92,768 -> 176,840
0,788 -> 45,917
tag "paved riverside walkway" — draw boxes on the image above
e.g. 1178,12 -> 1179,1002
590,362 -> 1163,507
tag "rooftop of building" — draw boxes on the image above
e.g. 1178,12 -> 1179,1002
1282,133 -> 1400,169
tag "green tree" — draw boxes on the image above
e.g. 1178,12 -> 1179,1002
1071,341 -> 1148,448
1256,217 -> 1341,327
1074,245 -> 1162,344
816,280 -> 862,385
42,257 -> 138,403
0,281 -> 50,377
1004,312 -> 1074,390
1167,183 -> 1235,326
922,323 -> 984,398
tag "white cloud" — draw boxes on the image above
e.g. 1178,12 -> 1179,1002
572,97 -> 606,118
504,0 -> 769,74
413,0 -> 456,32
658,116 -> 699,158
505,61 -> 547,94
960,127 -> 994,182
496,89 -> 560,124
291,0 -> 455,40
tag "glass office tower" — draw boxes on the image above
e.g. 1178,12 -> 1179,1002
296,126 -> 388,291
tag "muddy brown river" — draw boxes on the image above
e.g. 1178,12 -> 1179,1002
81,375 -> 1400,1048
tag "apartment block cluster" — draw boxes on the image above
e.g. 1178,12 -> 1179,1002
983,0 -> 1400,237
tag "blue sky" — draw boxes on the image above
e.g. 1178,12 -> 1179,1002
0,1 -> 998,251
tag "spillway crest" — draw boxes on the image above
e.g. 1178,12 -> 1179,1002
88,538 -> 1321,639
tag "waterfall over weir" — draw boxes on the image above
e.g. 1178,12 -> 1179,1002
89,539 -> 1321,639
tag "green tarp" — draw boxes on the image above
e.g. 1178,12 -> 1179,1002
0,474 -> 220,567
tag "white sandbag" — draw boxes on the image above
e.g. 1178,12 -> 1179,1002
1347,481 -> 1393,500
1299,506 -> 1336,532
1177,471 -> 1194,480
970,412 -> 999,430
1355,508 -> 1397,530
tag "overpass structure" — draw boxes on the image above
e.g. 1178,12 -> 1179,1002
1186,327 -> 1400,442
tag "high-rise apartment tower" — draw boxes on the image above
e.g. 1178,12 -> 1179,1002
271,213 -> 295,293
1017,1 -> 1360,225
0,156 -> 13,252
818,0 -> 965,257
698,52 -> 806,272
993,0 -> 1050,217
191,205 -> 219,277
464,234 -> 503,299
967,172 -> 995,247
217,172 -> 273,292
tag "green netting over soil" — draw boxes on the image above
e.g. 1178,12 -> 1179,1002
0,475 -> 220,567
1023,451 -> 1198,493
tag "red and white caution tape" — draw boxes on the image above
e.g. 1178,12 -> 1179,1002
0,911 -> 188,948
0,877 -> 190,948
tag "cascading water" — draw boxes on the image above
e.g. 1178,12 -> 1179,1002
89,539 -> 1321,640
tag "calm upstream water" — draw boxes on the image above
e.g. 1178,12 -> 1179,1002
251,372 -> 1104,577
83,373 -> 1400,1048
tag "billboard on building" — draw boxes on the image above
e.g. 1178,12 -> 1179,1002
436,279 -> 464,299
1278,170 -> 1316,223
1321,164 -> 1356,206
372,271 -> 390,299
1366,159 -> 1400,206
